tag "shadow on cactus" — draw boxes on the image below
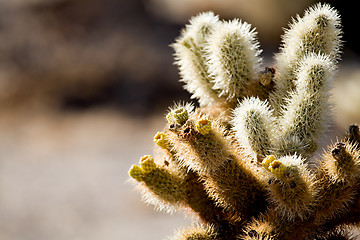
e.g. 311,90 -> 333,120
129,3 -> 360,239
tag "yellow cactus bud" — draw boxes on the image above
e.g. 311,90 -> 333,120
140,155 -> 157,173
195,118 -> 212,135
262,155 -> 276,170
269,160 -> 286,178
154,132 -> 170,149
166,107 -> 189,125
262,156 -> 287,177
129,164 -> 144,181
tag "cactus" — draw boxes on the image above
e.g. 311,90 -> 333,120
129,3 -> 360,239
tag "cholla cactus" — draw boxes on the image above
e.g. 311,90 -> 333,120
129,3 -> 360,239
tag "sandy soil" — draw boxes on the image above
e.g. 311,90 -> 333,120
0,108 -> 191,240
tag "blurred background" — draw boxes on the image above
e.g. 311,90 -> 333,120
0,0 -> 359,239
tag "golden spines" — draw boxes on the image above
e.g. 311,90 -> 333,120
168,111 -> 229,173
171,224 -> 218,240
320,141 -> 360,183
242,212 -> 312,240
274,53 -> 336,157
167,111 -> 267,221
307,141 -> 360,227
332,143 -> 354,172
131,115 -> 228,225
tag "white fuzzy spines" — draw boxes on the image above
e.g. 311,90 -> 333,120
172,12 -> 221,107
206,19 -> 263,102
232,97 -> 275,159
271,3 -> 342,113
276,53 -> 336,156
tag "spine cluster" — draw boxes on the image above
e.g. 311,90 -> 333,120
129,3 -> 360,240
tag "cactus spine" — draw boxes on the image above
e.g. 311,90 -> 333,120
129,3 -> 360,239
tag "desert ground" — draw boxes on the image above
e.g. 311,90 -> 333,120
0,108 -> 192,240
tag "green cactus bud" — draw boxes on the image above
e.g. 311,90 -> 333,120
166,107 -> 189,125
139,155 -> 157,173
129,164 -> 144,182
166,102 -> 194,126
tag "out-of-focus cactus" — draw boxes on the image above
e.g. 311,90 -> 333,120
129,3 -> 360,239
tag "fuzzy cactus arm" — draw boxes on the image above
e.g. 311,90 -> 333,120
271,3 -> 342,113
338,125 -> 360,226
231,97 -> 275,159
167,111 -> 268,222
128,3 -> 360,239
206,157 -> 268,223
314,228 -> 359,240
172,12 -> 223,107
243,215 -> 357,240
341,194 -> 360,227
241,211 -> 314,240
262,155 -> 317,221
206,19 -> 262,103
171,224 -> 219,240
275,53 -> 336,156
313,141 -> 360,224
129,155 -> 186,206
181,170 -> 230,224
129,154 -> 225,223
129,153 -> 222,221
245,142 -> 360,239
167,112 -> 232,174
154,107 -> 232,224
345,124 -> 360,149
152,134 -> 227,223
